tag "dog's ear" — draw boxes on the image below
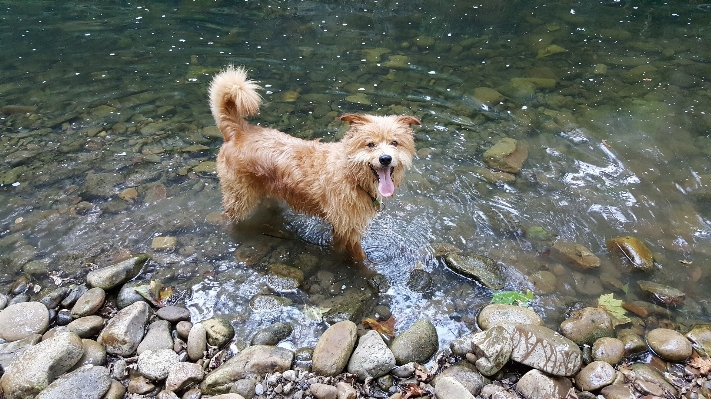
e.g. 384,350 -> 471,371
340,114 -> 371,125
397,115 -> 421,126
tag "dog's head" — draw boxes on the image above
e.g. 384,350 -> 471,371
341,114 -> 420,198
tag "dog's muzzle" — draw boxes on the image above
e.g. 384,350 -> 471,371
379,154 -> 392,166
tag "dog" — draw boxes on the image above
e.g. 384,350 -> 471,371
209,66 -> 420,260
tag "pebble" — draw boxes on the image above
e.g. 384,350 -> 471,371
156,305 -> 191,323
70,287 -> 106,318
137,319 -> 174,354
435,362 -> 486,396
187,322 -> 207,362
137,348 -> 181,380
0,301 -> 50,341
310,382 -> 338,399
574,361 -> 616,391
346,330 -> 396,381
646,328 -> 692,362
312,321 -> 358,376
165,362 -> 204,392
591,337 -> 625,364
559,307 -> 613,345
176,320 -> 193,340
98,301 -> 151,356
67,315 -> 105,338
390,318 -> 439,365
86,254 -> 149,290
202,316 -> 235,348
515,369 -> 572,399
435,376 -> 476,399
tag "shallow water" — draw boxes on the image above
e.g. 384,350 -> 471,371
1,0 -> 711,350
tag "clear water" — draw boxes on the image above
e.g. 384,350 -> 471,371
2,1 -> 711,350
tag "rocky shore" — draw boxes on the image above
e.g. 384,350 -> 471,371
1,253 -> 710,399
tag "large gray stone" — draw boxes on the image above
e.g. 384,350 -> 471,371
98,301 -> 151,356
346,330 -> 396,381
0,332 -> 84,399
86,254 -> 149,290
434,362 -> 486,396
510,324 -> 582,377
312,321 -> 358,376
390,318 -> 439,365
35,365 -> 111,399
0,301 -> 50,341
0,334 -> 42,370
435,376 -> 475,399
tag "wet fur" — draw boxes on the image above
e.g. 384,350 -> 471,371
209,66 -> 420,260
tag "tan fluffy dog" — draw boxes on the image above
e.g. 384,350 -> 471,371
209,66 -> 420,260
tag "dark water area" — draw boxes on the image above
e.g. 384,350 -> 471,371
2,0 -> 711,350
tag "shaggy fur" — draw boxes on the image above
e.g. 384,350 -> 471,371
209,66 -> 420,260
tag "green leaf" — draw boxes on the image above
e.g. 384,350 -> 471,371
597,293 -> 630,326
491,290 -> 534,307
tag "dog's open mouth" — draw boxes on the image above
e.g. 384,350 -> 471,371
370,165 -> 395,197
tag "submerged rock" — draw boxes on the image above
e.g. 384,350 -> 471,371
551,240 -> 600,270
482,138 -> 528,174
637,280 -> 685,306
559,307 -> 613,345
86,254 -> 149,290
606,236 -> 654,270
444,253 -> 505,290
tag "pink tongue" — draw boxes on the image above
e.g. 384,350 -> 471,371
377,168 -> 395,197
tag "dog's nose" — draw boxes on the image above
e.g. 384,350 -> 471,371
379,154 -> 392,166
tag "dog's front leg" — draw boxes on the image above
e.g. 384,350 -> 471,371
333,230 -> 366,261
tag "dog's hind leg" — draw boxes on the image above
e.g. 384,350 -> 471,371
220,177 -> 263,221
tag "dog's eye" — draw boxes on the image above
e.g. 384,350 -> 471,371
367,142 -> 375,148
391,141 -> 398,147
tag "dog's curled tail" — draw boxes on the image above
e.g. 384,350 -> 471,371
209,66 -> 262,139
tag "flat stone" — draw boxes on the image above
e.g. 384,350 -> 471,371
510,324 -> 582,377
310,383 -> 338,399
35,365 -> 111,399
435,376 -> 475,399
202,317 -> 235,348
312,321 -> 358,376
477,304 -> 543,330
156,306 -> 191,323
434,362 -> 486,396
551,240 -> 600,270
390,318 -> 439,365
251,322 -> 293,346
152,236 -> 177,250
637,280 -> 685,306
443,253 -> 505,290
0,302 -> 50,342
165,362 -> 204,392
86,254 -> 149,290
347,330 -> 396,381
